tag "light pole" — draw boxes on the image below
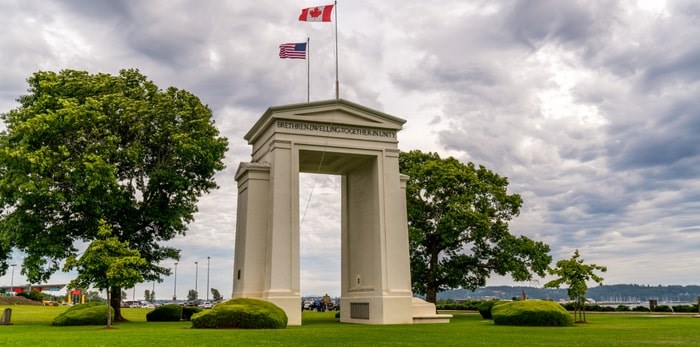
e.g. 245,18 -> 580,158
173,262 -> 178,301
10,264 -> 16,295
206,256 -> 210,302
195,261 -> 199,298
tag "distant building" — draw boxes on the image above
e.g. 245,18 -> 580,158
0,284 -> 66,295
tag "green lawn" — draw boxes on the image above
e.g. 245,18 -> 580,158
1,306 -> 699,346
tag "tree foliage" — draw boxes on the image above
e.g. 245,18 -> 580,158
544,249 -> 606,322
0,69 -> 228,319
188,289 -> 199,302
399,150 -> 551,303
211,288 -> 223,302
144,289 -> 155,303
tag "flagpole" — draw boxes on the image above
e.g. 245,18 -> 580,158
334,0 -> 339,100
307,37 -> 310,103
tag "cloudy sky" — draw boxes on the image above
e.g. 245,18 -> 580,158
1,0 -> 699,300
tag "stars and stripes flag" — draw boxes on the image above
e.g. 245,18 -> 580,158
279,42 -> 307,59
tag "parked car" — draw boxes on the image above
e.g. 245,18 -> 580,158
302,300 -> 314,310
198,301 -> 213,309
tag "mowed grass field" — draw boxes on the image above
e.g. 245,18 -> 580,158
2,305 -> 700,346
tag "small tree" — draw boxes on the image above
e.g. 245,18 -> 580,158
544,249 -> 606,323
63,220 -> 148,328
187,289 -> 198,302
211,288 -> 223,302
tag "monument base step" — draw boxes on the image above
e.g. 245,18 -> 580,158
411,297 -> 451,324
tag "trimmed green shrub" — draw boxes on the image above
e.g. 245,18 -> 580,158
492,300 -> 573,327
478,301 -> 500,319
654,305 -> 672,312
191,298 -> 287,329
593,305 -> 615,312
146,304 -> 183,322
460,300 -> 483,311
182,306 -> 203,321
440,304 -> 457,310
52,302 -> 113,326
672,304 -> 698,313
632,306 -> 650,312
436,300 -> 483,311
615,305 -> 631,312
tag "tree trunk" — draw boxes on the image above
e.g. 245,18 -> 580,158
575,296 -> 586,323
106,287 -> 112,327
426,287 -> 438,304
110,286 -> 127,322
426,239 -> 440,305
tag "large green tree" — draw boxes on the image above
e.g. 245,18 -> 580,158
0,69 -> 228,320
399,150 -> 551,303
64,220 -> 147,328
544,249 -> 607,323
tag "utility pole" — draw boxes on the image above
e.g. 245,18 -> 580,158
173,262 -> 178,301
206,256 -> 210,301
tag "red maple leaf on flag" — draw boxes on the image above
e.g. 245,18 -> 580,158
309,7 -> 322,18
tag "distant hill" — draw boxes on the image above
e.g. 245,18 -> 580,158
437,284 -> 700,303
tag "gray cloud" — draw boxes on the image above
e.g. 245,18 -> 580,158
2,0 -> 700,297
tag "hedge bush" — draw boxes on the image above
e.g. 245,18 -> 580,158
191,298 -> 287,329
654,305 -> 672,313
492,300 -> 573,327
182,306 -> 203,321
52,302 -> 113,326
146,304 -> 183,322
478,301 -> 499,319
615,305 -> 631,312
436,300 -> 483,311
672,304 -> 698,313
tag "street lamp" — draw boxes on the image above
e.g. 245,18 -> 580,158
206,256 -> 210,301
195,261 -> 199,297
173,262 -> 178,301
10,264 -> 16,295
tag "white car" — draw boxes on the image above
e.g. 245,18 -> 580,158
199,301 -> 213,309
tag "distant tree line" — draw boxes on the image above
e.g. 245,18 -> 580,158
438,284 -> 700,302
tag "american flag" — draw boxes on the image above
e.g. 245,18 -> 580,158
279,42 -> 307,59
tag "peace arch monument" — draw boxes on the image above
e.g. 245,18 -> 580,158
232,99 -> 450,325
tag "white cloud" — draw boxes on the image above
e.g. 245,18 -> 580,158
2,0 -> 700,299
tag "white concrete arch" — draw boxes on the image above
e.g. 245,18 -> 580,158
232,99 -> 449,325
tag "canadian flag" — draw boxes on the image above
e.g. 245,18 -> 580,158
299,4 -> 334,22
